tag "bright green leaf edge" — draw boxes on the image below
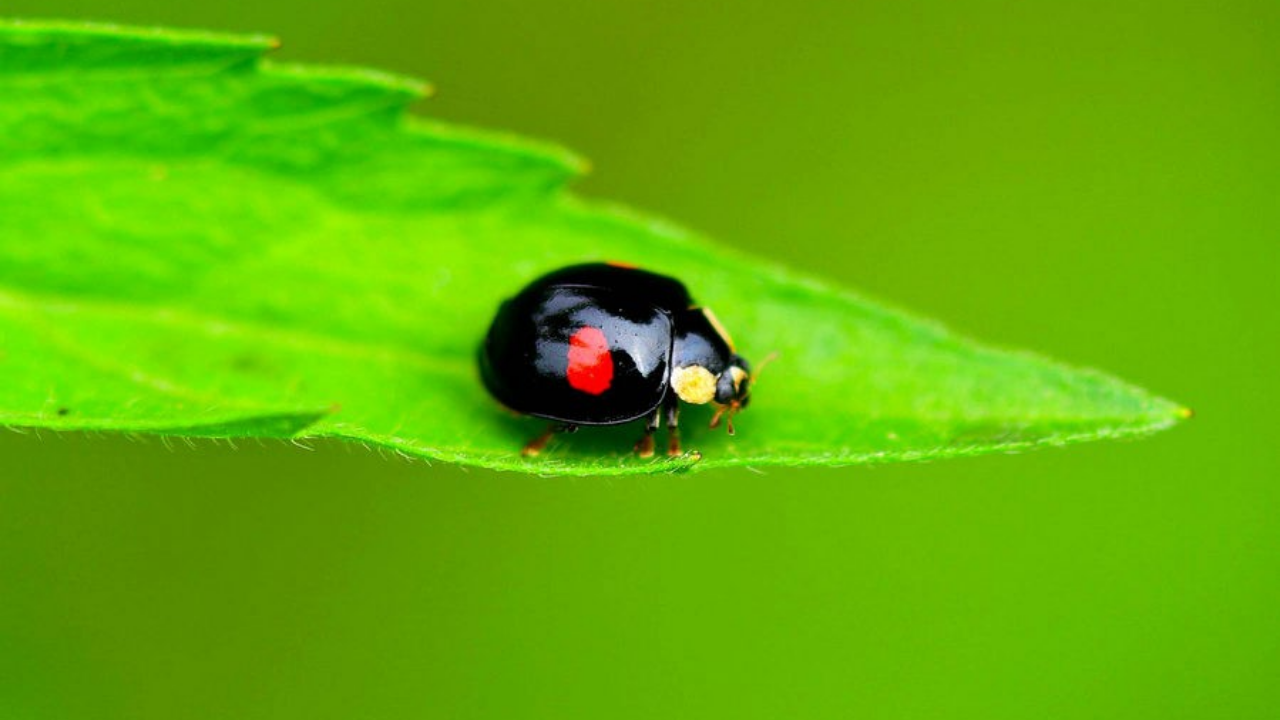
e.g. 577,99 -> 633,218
0,20 -> 1188,476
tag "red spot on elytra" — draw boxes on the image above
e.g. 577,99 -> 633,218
566,326 -> 614,395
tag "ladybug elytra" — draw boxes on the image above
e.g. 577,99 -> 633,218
479,263 -> 755,458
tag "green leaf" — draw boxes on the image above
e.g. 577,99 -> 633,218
0,20 -> 1186,475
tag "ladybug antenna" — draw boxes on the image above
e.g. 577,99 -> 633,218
750,351 -> 779,384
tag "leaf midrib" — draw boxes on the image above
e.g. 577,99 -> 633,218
0,286 -> 473,376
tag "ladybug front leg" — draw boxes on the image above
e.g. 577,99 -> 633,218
664,398 -> 683,457
633,408 -> 661,458
523,423 -> 576,457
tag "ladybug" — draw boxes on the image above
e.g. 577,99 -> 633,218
479,262 -> 756,458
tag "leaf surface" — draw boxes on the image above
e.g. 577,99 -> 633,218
0,21 -> 1186,475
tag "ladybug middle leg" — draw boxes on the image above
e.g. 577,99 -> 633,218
633,408 -> 661,458
522,423 -> 577,457
664,397 -> 683,457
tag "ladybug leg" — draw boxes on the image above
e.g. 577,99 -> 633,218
633,408 -> 661,458
522,423 -> 574,457
664,401 -> 682,457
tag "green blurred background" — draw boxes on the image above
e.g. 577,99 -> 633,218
2,1 -> 1276,717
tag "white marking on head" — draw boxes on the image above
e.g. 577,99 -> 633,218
729,366 -> 749,393
671,365 -> 716,404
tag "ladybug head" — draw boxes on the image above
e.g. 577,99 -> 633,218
714,354 -> 753,406
709,352 -> 775,435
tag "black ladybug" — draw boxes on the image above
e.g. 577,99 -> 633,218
480,263 -> 755,458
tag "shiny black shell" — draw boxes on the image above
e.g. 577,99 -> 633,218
480,264 -> 692,425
